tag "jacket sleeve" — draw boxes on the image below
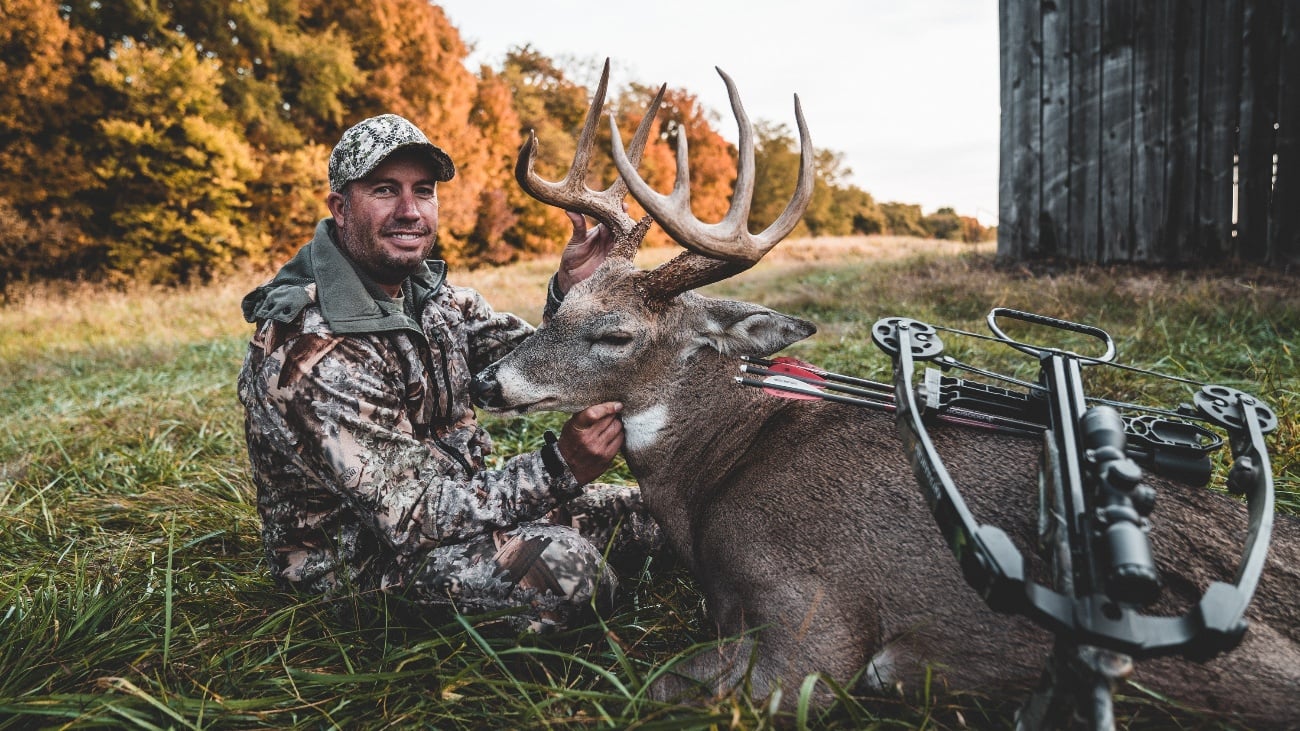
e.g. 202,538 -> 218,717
259,327 -> 581,555
442,284 -> 539,373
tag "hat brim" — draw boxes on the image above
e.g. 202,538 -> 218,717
375,142 -> 456,183
337,142 -> 456,191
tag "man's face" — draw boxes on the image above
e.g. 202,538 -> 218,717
327,148 -> 440,291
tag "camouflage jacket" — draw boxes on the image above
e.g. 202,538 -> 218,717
237,219 -> 579,595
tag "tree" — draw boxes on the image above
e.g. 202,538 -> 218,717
0,0 -> 105,291
0,199 -> 85,297
462,67 -> 528,265
91,35 -> 262,283
62,0 -> 365,147
494,47 -> 596,256
0,0 -> 103,225
960,216 -> 996,243
56,0 -> 364,269
218,0 -> 365,147
922,206 -> 963,240
816,185 -> 883,237
750,121 -> 810,237
748,120 -> 895,240
251,143 -> 332,261
851,189 -> 884,235
853,206 -> 887,235
880,202 -> 928,237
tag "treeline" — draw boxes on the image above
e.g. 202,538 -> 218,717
0,0 -> 993,291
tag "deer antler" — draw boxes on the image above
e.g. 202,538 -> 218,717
609,67 -> 814,301
515,58 -> 664,252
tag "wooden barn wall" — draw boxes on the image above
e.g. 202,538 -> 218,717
998,0 -> 1299,265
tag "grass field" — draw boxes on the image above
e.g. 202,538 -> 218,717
1,236 -> 1297,729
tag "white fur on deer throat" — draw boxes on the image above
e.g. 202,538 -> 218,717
622,403 -> 669,452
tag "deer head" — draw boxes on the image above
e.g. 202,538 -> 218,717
473,61 -> 816,422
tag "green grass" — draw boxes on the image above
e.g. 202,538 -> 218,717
1,242 -> 1296,729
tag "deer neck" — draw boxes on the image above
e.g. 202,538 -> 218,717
618,348 -> 793,560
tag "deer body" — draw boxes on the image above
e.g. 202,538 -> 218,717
474,62 -> 1300,725
619,344 -> 1051,700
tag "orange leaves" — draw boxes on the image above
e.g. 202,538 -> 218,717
0,0 -> 886,288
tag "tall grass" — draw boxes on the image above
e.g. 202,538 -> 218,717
1,237 -> 1296,729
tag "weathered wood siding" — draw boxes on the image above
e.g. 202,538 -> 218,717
999,0 -> 1299,265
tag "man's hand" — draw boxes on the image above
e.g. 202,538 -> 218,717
556,401 -> 624,485
556,208 -> 623,294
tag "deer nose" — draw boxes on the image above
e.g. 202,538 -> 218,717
470,371 -> 500,408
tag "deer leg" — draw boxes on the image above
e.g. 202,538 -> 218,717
649,634 -> 759,704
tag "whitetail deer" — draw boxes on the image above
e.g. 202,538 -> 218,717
473,62 -> 1300,726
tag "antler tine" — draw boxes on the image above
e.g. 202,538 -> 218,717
515,59 -> 659,241
757,93 -> 815,249
514,59 -> 614,225
610,81 -> 667,204
610,67 -> 815,265
606,82 -> 666,261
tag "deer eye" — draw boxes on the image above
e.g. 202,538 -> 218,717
592,331 -> 635,348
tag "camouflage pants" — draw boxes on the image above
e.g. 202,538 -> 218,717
393,483 -> 663,633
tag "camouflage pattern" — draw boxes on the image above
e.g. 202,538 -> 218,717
328,114 -> 455,191
555,483 -> 664,559
399,520 -> 611,633
238,225 -> 660,632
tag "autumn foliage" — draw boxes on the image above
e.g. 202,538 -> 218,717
0,1 -> 982,291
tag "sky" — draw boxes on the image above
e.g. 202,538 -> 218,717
436,0 -> 1001,225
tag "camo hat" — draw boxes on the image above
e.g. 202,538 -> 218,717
328,114 -> 455,192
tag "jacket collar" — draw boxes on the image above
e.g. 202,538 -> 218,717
241,218 -> 446,338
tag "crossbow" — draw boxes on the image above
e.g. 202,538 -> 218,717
737,308 -> 1278,730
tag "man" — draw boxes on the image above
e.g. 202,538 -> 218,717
238,114 -> 659,633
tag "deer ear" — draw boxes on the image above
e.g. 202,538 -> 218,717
691,297 -> 816,357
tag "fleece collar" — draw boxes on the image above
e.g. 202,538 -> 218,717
241,218 -> 446,339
